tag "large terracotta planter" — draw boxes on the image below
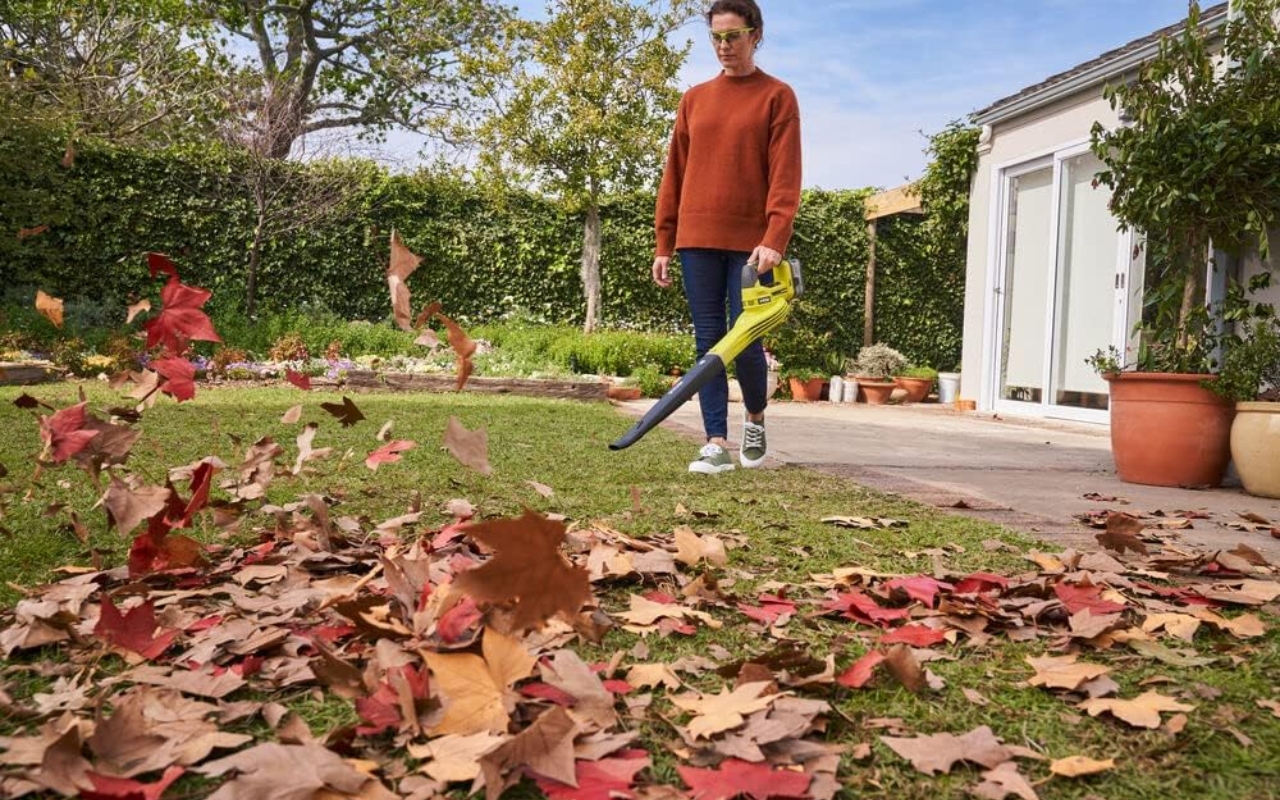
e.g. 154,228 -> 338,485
788,376 -> 824,402
1231,402 -> 1280,498
1105,372 -> 1235,488
894,376 -> 933,403
858,379 -> 896,406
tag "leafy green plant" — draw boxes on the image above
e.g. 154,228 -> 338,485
900,366 -> 937,380
1213,319 -> 1280,403
1090,1 -> 1280,374
850,343 -> 907,381
630,364 -> 672,398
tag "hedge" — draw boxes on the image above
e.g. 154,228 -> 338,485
0,121 -> 968,371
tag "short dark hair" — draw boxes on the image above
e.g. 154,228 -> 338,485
705,0 -> 763,34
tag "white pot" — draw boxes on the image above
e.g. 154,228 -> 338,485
841,377 -> 859,403
938,372 -> 961,405
766,370 -> 779,399
1231,401 -> 1280,498
829,375 -> 844,403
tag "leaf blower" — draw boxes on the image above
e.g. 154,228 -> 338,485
610,258 -> 803,451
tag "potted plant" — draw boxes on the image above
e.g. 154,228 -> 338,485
937,365 -> 961,405
782,367 -> 825,402
1088,2 -> 1280,488
1213,314 -> 1280,498
851,343 -> 907,405
895,365 -> 937,403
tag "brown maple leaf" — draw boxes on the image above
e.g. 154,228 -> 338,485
453,510 -> 592,632
387,230 -> 422,332
479,706 -> 579,800
320,396 -> 366,428
1096,512 -> 1149,555
434,310 -> 476,391
443,416 -> 492,475
881,725 -> 1013,775
35,290 -> 64,328
422,627 -> 535,736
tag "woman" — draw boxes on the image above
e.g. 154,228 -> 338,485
652,0 -> 802,474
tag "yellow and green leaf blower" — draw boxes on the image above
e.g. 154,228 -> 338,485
610,258 -> 803,450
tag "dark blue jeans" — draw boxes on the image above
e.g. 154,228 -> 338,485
678,248 -> 770,440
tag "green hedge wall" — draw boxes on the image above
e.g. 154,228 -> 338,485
0,122 -> 967,371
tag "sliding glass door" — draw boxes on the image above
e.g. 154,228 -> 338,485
992,146 -> 1132,422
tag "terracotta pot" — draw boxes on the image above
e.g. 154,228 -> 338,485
859,379 -> 896,406
894,376 -> 933,403
1105,372 -> 1234,488
1231,401 -> 1280,498
788,376 -> 824,402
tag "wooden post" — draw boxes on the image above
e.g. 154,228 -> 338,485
864,219 -> 877,346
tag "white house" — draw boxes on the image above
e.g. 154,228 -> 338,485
959,1 -> 1278,423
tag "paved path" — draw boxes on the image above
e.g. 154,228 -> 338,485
616,397 -> 1280,560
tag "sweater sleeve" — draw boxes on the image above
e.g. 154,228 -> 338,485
654,96 -> 689,257
762,88 -> 802,254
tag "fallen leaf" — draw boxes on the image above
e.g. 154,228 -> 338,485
39,401 -> 100,463
1026,655 -> 1111,691
320,396 -> 366,428
670,681 -> 778,739
141,273 -> 221,356
94,597 -> 178,660
677,758 -> 811,800
197,742 -> 394,800
443,416 -> 491,475
881,725 -> 1012,775
293,423 -> 333,475
281,405 -> 303,424
971,761 -> 1038,800
151,357 -> 197,402
883,644 -> 927,693
35,290 -> 64,328
453,510 -> 591,632
434,310 -> 477,392
18,223 -> 49,240
881,625 -> 949,647
82,766 -> 185,800
836,651 -> 885,689
1096,512 -> 1149,555
533,750 -> 650,800
1049,755 -> 1115,777
408,732 -> 506,783
1077,691 -> 1195,729
422,628 -> 536,735
479,706 -> 579,800
101,478 -> 171,536
125,299 -> 152,325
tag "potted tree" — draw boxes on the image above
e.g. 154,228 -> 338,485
895,365 -> 938,403
1213,314 -> 1280,498
851,343 -> 907,405
1088,1 -> 1280,488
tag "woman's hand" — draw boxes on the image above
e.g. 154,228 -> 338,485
749,245 -> 783,274
652,256 -> 672,288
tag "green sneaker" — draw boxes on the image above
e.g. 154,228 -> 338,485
740,419 -> 767,468
688,443 -> 734,474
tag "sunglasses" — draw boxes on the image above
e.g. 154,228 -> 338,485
708,27 -> 754,45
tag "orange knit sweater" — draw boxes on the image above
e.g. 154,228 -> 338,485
655,69 -> 802,257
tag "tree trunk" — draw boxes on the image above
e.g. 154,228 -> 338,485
581,202 -> 602,333
1176,232 -> 1204,351
246,204 -> 267,318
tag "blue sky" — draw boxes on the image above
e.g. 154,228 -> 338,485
378,0 -> 1203,190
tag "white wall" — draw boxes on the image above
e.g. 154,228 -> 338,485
961,90 -> 1123,406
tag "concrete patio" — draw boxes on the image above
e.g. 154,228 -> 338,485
618,397 -> 1280,560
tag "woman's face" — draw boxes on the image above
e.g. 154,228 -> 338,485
709,12 -> 759,75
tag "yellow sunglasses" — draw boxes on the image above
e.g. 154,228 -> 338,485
708,27 -> 754,44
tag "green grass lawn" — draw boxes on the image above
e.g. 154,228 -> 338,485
1,383 -> 1277,800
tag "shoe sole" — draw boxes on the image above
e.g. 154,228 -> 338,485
739,452 -> 766,469
689,461 -> 735,474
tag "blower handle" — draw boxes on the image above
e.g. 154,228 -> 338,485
740,258 -> 803,296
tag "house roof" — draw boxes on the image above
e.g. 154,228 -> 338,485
972,2 -> 1230,125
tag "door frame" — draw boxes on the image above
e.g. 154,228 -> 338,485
981,138 -> 1130,425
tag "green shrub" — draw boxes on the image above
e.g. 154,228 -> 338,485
630,364 -> 673,398
901,366 -> 938,380
547,329 -> 693,377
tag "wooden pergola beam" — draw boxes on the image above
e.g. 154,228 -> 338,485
863,183 -> 925,346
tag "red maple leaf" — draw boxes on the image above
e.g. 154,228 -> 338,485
167,460 -> 217,529
94,595 -> 178,659
953,572 -> 1010,595
38,401 -> 100,463
533,750 -> 651,800
128,515 -> 205,576
1054,582 -> 1126,615
83,765 -> 185,800
151,357 -> 197,402
880,625 -> 949,647
365,440 -> 416,471
821,590 -> 911,627
678,758 -> 811,800
141,276 -> 220,356
437,596 -> 483,643
285,369 -> 312,391
146,252 -> 180,281
884,576 -> 954,608
520,681 -> 577,707
837,650 -> 886,689
737,599 -> 796,626
355,664 -> 429,735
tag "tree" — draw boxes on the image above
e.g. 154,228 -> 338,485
1090,0 -> 1279,371
199,0 -> 511,160
0,0 -> 222,144
456,0 -> 699,332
